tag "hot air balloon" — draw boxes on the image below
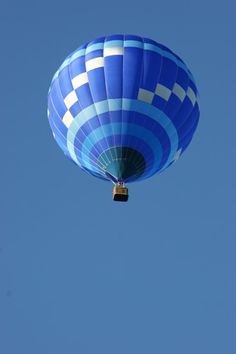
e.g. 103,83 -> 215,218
47,35 -> 200,202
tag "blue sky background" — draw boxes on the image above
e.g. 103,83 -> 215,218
1,0 -> 236,353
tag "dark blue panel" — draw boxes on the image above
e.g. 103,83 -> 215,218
123,41 -> 144,99
69,102 -> 82,117
188,79 -> 197,95
48,113 -> 67,140
152,95 -> 167,110
48,114 -> 67,144
141,50 -> 162,92
87,68 -> 107,102
177,105 -> 199,144
58,65 -> 74,97
49,82 -> 67,117
105,34 -> 124,41
176,67 -> 190,90
164,94 -> 183,120
75,85 -> 94,108
104,56 -> 123,98
135,113 -> 171,159
85,49 -> 104,61
158,57 -> 178,90
69,56 -> 86,77
172,97 -> 194,129
163,67 -> 190,120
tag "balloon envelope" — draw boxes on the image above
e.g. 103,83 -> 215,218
48,35 -> 200,183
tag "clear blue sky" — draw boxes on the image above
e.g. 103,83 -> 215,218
1,0 -> 235,353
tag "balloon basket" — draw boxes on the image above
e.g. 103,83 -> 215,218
112,183 -> 129,202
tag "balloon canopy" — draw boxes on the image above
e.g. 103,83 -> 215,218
48,34 -> 200,192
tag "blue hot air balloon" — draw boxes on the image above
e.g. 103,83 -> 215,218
47,35 -> 200,201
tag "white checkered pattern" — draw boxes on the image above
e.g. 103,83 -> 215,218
62,111 -> 74,128
64,91 -> 78,109
138,82 -> 198,107
59,50 -> 199,129
72,72 -> 88,90
155,84 -> 171,101
138,88 -> 154,104
86,57 -> 104,72
61,51 -> 124,128
186,87 -> 197,106
104,47 -> 124,57
172,83 -> 186,102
